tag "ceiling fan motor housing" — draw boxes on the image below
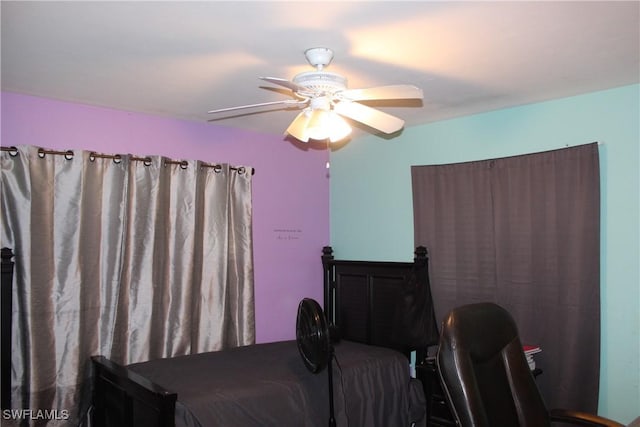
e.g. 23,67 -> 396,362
293,71 -> 347,95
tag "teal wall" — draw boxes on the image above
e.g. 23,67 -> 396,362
330,84 -> 639,423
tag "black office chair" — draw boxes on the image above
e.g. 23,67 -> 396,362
436,302 -> 623,427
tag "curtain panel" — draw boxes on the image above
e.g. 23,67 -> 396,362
412,143 -> 600,413
1,145 -> 255,425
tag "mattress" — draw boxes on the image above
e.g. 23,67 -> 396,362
128,340 -> 425,427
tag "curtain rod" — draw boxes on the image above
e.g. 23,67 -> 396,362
1,146 -> 255,175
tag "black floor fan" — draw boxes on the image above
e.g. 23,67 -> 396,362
296,298 -> 337,427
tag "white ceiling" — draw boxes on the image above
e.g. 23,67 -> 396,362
2,1 -> 639,141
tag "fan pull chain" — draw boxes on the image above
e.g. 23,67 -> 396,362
326,140 -> 331,169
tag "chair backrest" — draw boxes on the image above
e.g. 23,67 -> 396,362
436,303 -> 550,427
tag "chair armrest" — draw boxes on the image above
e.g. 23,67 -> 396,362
550,408 -> 624,427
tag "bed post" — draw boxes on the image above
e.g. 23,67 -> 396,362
322,246 -> 334,324
413,245 -> 436,363
414,246 -> 428,265
1,248 -> 15,410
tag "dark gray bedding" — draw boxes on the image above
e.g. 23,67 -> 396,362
128,340 -> 425,427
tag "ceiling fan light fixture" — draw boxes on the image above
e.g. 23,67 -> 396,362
285,110 -> 312,142
302,109 -> 351,143
326,112 -> 351,143
305,110 -> 330,141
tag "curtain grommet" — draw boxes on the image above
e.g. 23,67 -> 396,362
113,154 -> 122,164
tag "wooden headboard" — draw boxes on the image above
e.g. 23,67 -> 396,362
322,246 -> 433,360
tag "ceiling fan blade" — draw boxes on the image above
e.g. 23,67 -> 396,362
259,77 -> 307,93
338,85 -> 423,101
285,111 -> 311,142
208,99 -> 305,114
334,101 -> 405,134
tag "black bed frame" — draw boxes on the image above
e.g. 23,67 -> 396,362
1,246 -> 430,427
91,355 -> 177,427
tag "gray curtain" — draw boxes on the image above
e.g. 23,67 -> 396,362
411,143 -> 600,413
1,145 -> 255,425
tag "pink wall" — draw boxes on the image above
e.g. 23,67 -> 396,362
1,92 -> 330,344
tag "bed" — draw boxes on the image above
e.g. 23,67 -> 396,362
2,246 -> 436,427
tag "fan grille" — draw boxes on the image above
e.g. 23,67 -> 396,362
296,298 -> 330,373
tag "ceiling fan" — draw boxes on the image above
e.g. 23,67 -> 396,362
207,47 -> 423,143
